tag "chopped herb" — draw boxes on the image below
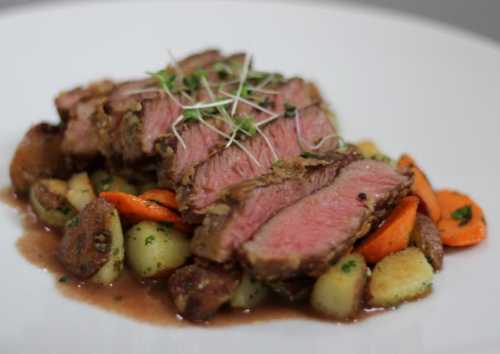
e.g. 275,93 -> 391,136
148,70 -> 176,92
284,103 -> 297,118
258,96 -> 271,109
182,69 -> 207,94
451,205 -> 472,226
145,235 -> 155,246
341,260 -> 357,273
301,151 -> 320,159
183,108 -> 200,122
58,275 -> 69,283
156,227 -> 166,233
67,216 -> 80,228
234,115 -> 257,136
213,62 -> 231,79
240,83 -> 251,98
57,205 -> 72,215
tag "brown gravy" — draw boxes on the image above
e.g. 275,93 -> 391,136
2,187 -> 382,327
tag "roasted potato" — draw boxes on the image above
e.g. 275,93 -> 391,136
356,140 -> 392,163
310,253 -> 367,320
29,178 -> 76,227
368,247 -> 433,308
411,213 -> 444,271
57,198 -> 124,284
66,172 -> 96,211
91,170 -> 138,195
230,273 -> 268,309
126,221 -> 190,277
91,208 -> 125,284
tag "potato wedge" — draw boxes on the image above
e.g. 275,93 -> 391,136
230,273 -> 268,309
30,178 -> 76,227
91,208 -> 125,284
66,172 -> 96,211
126,221 -> 190,277
310,253 -> 367,320
91,170 -> 138,195
368,247 -> 433,308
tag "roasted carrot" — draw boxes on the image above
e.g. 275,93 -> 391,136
436,190 -> 486,247
397,154 -> 441,223
100,191 -> 181,223
139,189 -> 178,209
357,196 -> 419,264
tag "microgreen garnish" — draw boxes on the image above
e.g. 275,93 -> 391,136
451,205 -> 473,226
234,115 -> 257,136
148,70 -> 176,92
213,62 -> 231,79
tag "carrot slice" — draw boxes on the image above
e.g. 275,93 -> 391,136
397,154 -> 441,223
436,190 -> 486,247
100,191 -> 181,223
357,196 -> 419,264
139,189 -> 178,209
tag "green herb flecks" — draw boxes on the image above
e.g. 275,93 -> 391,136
284,103 -> 297,118
57,205 -> 72,216
67,216 -> 80,228
58,275 -> 69,283
301,151 -> 320,159
213,62 -> 231,80
148,70 -> 176,92
144,235 -> 155,246
341,260 -> 357,273
234,115 -> 257,136
451,205 -> 473,226
183,108 -> 201,123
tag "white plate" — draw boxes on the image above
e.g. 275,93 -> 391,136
1,1 -> 499,354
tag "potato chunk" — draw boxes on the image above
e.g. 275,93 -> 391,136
57,198 -> 124,284
126,221 -> 190,277
30,178 -> 75,227
368,247 -> 433,308
91,170 -> 137,195
230,273 -> 268,309
66,172 -> 96,211
91,208 -> 125,285
310,253 -> 367,320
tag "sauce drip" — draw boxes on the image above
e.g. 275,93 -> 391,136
3,187 -> 352,327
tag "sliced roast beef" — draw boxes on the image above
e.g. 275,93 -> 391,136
241,159 -> 413,280
157,78 -> 321,187
55,80 -> 114,122
177,104 -> 338,220
167,262 -> 240,322
10,123 -> 69,195
92,52 -> 244,163
191,150 -> 360,263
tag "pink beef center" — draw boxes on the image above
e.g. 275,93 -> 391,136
245,160 -> 406,259
142,98 -> 182,154
173,79 -> 311,182
190,106 -> 336,210
219,163 -> 342,256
